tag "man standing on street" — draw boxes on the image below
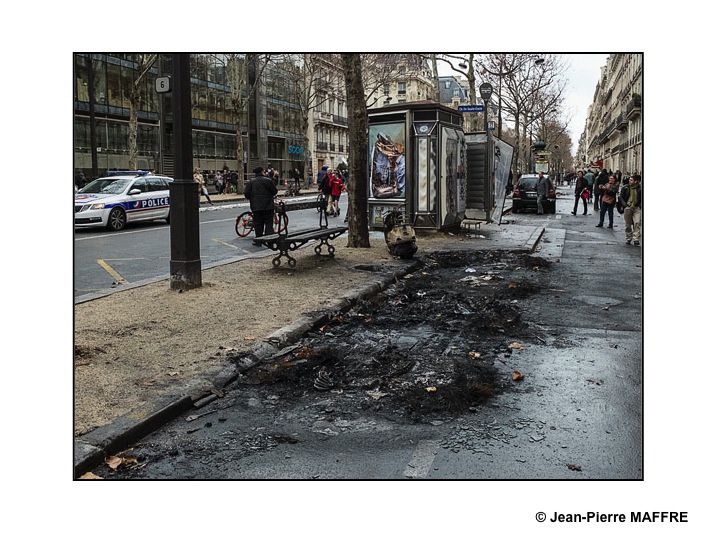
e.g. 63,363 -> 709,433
244,167 -> 278,246
571,170 -> 588,215
584,169 -> 595,209
536,171 -> 549,215
619,174 -> 642,245
595,175 -> 618,228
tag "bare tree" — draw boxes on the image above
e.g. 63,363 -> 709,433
361,54 -> 401,107
277,54 -> 343,183
436,54 -> 480,130
128,54 -> 157,170
226,53 -> 272,192
341,54 -> 370,248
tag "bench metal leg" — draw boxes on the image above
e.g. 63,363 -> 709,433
272,249 -> 297,268
314,238 -> 335,257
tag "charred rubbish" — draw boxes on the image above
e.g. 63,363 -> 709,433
238,250 -> 549,422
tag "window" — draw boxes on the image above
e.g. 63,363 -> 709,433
130,179 -> 148,193
445,80 -> 451,89
398,82 -> 406,95
146,177 -> 167,192
453,88 -> 459,97
75,55 -> 89,102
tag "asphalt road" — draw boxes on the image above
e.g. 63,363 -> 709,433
74,194 -> 348,300
91,186 -> 642,479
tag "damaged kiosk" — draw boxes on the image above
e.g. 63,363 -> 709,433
367,101 -> 467,232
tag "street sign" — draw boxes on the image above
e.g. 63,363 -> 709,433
488,121 -> 496,131
479,82 -> 493,101
155,76 -> 171,93
458,104 -> 485,113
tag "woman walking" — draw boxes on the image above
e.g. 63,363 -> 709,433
595,175 -> 618,228
194,168 -> 213,205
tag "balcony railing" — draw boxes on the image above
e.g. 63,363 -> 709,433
338,144 -> 344,153
316,141 -> 328,151
330,143 -> 336,151
614,113 -> 628,132
314,111 -> 348,126
626,95 -> 641,119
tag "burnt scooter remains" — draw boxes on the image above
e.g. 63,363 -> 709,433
383,207 -> 417,259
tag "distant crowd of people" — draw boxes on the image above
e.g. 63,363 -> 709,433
570,168 -> 642,246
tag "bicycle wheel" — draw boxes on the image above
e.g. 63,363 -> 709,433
235,211 -> 254,237
274,212 -> 289,234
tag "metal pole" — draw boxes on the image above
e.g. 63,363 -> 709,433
86,55 -> 98,178
484,100 -> 491,222
169,53 -> 202,290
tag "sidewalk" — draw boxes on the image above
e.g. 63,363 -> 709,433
73,220 -> 546,476
201,186 -> 319,207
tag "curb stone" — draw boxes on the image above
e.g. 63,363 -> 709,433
524,226 -> 546,253
73,258 -> 420,478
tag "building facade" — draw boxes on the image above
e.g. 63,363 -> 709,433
73,54 -> 306,182
366,55 -> 435,110
307,55 -> 349,174
579,54 -> 642,175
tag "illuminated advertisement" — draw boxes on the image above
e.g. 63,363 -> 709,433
369,123 -> 406,199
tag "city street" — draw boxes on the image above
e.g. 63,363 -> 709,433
89,186 -> 642,479
74,194 -> 348,300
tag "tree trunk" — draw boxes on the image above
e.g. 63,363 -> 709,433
341,54 -> 370,248
302,113 -> 312,185
431,55 -> 440,102
467,53 -> 478,131
236,122 -> 244,193
128,96 -> 139,169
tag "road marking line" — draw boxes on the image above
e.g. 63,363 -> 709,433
212,238 -> 239,250
404,439 -> 439,479
96,259 -> 126,283
103,257 -> 146,261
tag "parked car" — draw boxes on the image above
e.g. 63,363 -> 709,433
74,174 -> 173,231
511,174 -> 556,213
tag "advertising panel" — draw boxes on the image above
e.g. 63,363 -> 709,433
369,123 -> 406,199
491,136 -> 515,224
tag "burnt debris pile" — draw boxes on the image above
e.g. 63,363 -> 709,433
240,250 -> 549,421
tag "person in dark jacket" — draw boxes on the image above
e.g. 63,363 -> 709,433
571,170 -> 588,215
317,165 -> 330,194
593,169 -> 608,211
536,172 -> 550,215
595,175 -> 618,228
619,174 -> 642,245
244,167 -> 278,245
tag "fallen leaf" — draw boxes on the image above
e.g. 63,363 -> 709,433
167,371 -> 179,377
79,472 -> 103,480
105,456 -> 123,470
567,463 -> 582,472
468,351 -> 482,359
244,336 -> 256,341
508,342 -> 524,350
511,370 -> 524,381
425,386 -> 437,393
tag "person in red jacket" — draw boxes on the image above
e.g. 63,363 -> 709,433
328,170 -> 344,217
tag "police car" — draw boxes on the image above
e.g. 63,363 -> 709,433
74,173 -> 173,231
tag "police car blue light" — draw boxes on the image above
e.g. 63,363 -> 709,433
74,174 -> 173,231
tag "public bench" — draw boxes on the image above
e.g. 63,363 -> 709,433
255,195 -> 347,268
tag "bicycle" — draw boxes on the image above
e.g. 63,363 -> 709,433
235,198 -> 289,237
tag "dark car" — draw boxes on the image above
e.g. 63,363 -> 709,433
511,174 -> 556,213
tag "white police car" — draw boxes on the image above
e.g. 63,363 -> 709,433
74,174 -> 173,231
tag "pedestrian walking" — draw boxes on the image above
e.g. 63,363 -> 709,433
244,167 -> 278,245
329,169 -> 344,217
194,168 -> 213,205
584,169 -> 595,207
593,169 -> 608,212
536,171 -> 550,215
215,172 -> 226,195
317,165 -> 329,189
595,175 -> 618,228
618,174 -> 642,245
571,170 -> 589,215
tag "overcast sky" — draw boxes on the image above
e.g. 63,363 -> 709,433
437,54 -> 608,154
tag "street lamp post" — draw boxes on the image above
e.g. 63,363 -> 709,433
169,53 -> 202,290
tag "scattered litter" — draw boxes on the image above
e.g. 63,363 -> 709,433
511,370 -> 524,382
567,464 -> 582,472
508,342 -> 524,350
586,378 -> 603,386
633,294 -> 641,299
425,386 -> 438,393
468,351 -> 482,359
601,306 -> 610,311
79,472 -> 103,480
464,268 -> 477,273
366,389 -> 388,400
313,370 -> 334,391
243,336 -> 256,341
167,371 -> 179,377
